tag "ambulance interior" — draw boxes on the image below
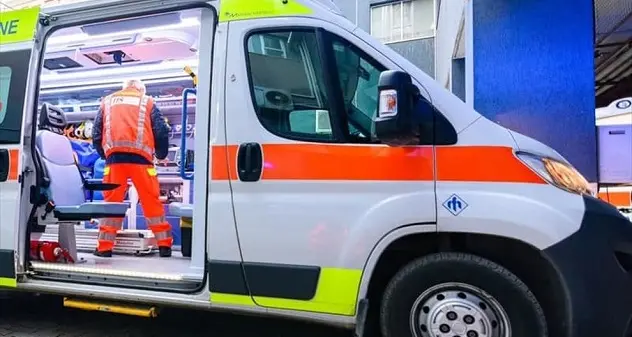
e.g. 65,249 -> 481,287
29,9 -> 207,291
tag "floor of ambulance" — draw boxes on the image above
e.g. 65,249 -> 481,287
31,251 -> 197,281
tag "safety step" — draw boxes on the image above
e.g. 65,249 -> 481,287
38,227 -> 156,255
63,297 -> 159,318
31,260 -> 186,281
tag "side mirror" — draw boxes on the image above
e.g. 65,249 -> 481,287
374,70 -> 420,145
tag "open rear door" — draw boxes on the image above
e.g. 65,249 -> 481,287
0,6 -> 42,288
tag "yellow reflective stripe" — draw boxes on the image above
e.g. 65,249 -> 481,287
180,217 -> 193,228
210,293 -> 256,306
147,167 -> 157,177
210,268 -> 362,316
254,268 -> 361,315
0,6 -> 40,45
0,277 -> 16,288
219,0 -> 313,22
103,166 -> 110,176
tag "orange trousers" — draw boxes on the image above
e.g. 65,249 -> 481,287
97,163 -> 173,252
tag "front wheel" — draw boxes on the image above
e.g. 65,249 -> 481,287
380,252 -> 547,337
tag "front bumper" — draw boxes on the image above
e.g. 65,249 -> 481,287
543,195 -> 632,337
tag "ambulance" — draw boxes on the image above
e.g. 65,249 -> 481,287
0,1 -> 630,337
596,97 -> 632,220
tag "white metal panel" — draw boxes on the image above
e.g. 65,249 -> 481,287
598,124 -> 632,183
224,16 -> 437,269
437,182 -> 585,250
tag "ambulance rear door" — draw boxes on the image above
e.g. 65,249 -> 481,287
0,6 -> 41,288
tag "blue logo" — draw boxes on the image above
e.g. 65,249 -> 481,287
443,194 -> 468,216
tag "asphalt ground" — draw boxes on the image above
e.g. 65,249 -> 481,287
0,293 -> 354,337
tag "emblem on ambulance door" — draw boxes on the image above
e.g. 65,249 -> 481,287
443,194 -> 468,216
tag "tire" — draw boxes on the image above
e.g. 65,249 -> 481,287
380,252 -> 547,337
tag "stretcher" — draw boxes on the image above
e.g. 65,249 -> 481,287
38,226 -> 156,256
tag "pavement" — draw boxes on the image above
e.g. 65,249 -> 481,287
0,293 -> 354,337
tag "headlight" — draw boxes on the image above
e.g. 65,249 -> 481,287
517,152 -> 591,195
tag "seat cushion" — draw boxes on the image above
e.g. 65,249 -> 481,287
36,130 -> 85,206
54,202 -> 130,221
169,202 -> 193,218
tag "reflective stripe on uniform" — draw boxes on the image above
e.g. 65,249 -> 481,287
103,93 -> 153,159
136,96 -> 150,150
103,95 -> 113,153
97,231 -> 117,242
153,231 -> 172,240
100,218 -> 123,229
146,216 -> 166,226
107,140 -> 153,155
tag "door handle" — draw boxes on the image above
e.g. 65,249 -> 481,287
0,149 -> 9,182
237,142 -> 262,182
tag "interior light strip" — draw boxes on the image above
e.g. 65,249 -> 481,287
40,76 -> 193,94
41,59 -> 199,84
31,261 -> 184,281
47,17 -> 201,46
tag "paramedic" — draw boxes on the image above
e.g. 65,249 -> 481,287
92,79 -> 173,258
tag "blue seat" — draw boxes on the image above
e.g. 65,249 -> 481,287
168,202 -> 193,218
35,103 -> 130,222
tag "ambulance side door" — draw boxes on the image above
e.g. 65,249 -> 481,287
0,7 -> 41,288
223,16 -> 436,315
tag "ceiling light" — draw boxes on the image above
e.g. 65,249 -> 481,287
47,17 -> 200,46
40,76 -> 192,94
40,58 -> 199,83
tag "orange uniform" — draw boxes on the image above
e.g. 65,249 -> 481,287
92,85 -> 173,257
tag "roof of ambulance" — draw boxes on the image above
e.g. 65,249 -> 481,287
40,0 -> 344,17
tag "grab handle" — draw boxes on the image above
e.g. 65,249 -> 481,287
180,88 -> 196,180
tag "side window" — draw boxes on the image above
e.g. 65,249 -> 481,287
330,38 -> 386,141
245,30 -> 334,141
0,67 -> 12,125
244,29 -> 457,145
0,49 -> 31,144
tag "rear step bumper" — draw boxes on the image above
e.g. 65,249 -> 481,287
63,297 -> 159,318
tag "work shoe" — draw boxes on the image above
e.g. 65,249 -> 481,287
159,247 -> 172,258
93,249 -> 112,258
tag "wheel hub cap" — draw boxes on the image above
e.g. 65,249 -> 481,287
409,282 -> 510,337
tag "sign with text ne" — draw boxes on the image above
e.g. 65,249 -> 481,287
0,6 -> 40,45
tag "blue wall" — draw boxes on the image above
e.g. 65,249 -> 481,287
472,0 -> 597,181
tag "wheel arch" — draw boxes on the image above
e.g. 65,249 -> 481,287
357,229 -> 570,337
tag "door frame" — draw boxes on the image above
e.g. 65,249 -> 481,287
17,0 -> 218,292
0,6 -> 43,287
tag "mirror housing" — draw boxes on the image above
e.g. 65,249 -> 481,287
374,70 -> 420,145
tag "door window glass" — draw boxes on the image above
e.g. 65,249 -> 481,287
244,30 -> 403,144
331,38 -> 386,141
246,30 -> 334,141
0,67 -> 11,124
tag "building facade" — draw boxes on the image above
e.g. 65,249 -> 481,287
336,0 -> 437,78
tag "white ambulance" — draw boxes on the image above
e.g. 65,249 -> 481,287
596,97 -> 632,218
0,1 -> 630,337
